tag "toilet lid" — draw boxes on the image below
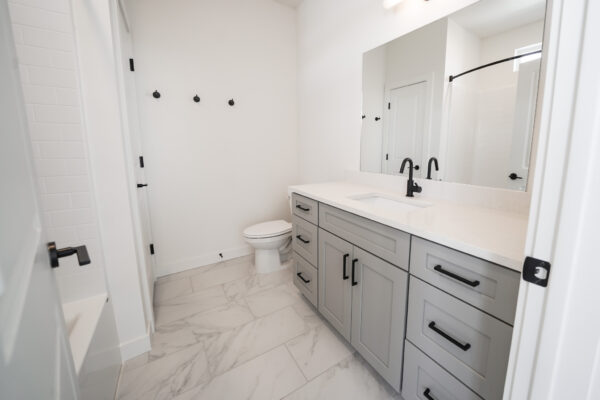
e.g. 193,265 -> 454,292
243,220 -> 292,238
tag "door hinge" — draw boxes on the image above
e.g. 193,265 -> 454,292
129,58 -> 135,72
139,156 -> 145,168
386,154 -> 389,160
388,102 -> 391,110
149,243 -> 155,255
522,256 -> 551,287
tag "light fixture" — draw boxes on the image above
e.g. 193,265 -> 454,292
383,0 -> 405,9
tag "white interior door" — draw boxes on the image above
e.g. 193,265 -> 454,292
0,5 -> 78,398
507,59 -> 540,191
383,81 -> 427,176
116,2 -> 156,310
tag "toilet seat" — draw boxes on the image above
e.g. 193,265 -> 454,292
243,220 -> 292,239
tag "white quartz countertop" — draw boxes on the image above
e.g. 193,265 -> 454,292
62,293 -> 107,375
289,182 -> 528,272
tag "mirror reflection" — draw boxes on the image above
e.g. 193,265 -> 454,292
361,0 -> 546,191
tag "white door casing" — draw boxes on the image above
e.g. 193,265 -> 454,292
383,81 -> 429,176
0,3 -> 79,398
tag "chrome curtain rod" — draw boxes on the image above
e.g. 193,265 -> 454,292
448,50 -> 542,82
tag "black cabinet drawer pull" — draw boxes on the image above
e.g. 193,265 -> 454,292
296,235 -> 310,244
428,321 -> 471,351
433,265 -> 480,287
296,204 -> 310,212
296,272 -> 310,284
343,254 -> 350,280
351,258 -> 358,286
423,388 -> 435,400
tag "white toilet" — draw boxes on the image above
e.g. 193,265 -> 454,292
243,219 -> 292,274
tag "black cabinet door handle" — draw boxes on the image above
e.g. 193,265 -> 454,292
137,183 -> 148,188
433,265 -> 480,287
296,204 -> 310,212
351,258 -> 358,286
428,321 -> 471,351
343,254 -> 350,280
296,235 -> 310,244
508,172 -> 523,180
296,272 -> 310,284
423,388 -> 435,400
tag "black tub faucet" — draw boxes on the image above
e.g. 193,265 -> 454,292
400,158 -> 422,197
427,157 -> 439,180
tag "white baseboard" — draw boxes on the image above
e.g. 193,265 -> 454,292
155,245 -> 253,278
119,332 -> 151,361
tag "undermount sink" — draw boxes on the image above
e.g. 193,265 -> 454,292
349,193 -> 432,212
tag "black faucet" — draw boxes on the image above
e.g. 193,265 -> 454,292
427,157 -> 439,180
400,158 -> 422,197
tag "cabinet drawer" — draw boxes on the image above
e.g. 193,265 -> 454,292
292,215 -> 318,267
292,193 -> 318,225
319,204 -> 410,270
402,341 -> 483,400
293,252 -> 318,307
410,237 -> 520,325
406,277 -> 512,400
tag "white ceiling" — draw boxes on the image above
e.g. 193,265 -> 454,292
273,0 -> 304,9
451,0 -> 546,38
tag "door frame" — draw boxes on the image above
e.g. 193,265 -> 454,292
504,0 -> 600,397
381,72 -> 435,175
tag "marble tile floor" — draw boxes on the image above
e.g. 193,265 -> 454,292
116,255 -> 402,400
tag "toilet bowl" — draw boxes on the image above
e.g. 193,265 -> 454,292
243,219 -> 292,274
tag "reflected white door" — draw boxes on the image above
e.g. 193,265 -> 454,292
383,81 -> 427,176
0,5 -> 78,399
508,59 -> 540,190
116,3 -> 156,313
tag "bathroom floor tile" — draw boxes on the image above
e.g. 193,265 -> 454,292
185,301 -> 255,337
286,322 -> 354,380
244,281 -> 303,317
282,354 -> 401,400
117,342 -> 210,400
203,306 -> 307,376
190,261 -> 254,292
154,278 -> 193,305
223,263 -> 292,301
173,346 -> 306,400
154,286 -> 228,327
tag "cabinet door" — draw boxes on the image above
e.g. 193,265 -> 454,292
318,229 -> 353,340
351,247 -> 408,391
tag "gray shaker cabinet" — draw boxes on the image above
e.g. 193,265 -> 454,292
351,247 -> 408,391
318,228 -> 353,341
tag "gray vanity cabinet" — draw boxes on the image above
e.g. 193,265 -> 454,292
351,247 -> 408,391
318,228 -> 353,340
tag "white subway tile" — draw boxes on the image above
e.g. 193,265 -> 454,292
33,104 -> 80,123
61,123 -> 83,141
35,158 -> 67,176
49,208 -> 93,227
44,175 -> 89,193
41,193 -> 71,211
28,65 -> 77,88
46,226 -> 78,244
8,0 -> 70,14
65,158 -> 88,175
70,192 -> 91,209
22,26 -> 73,52
55,87 -> 78,106
11,25 -> 24,44
39,141 -> 84,159
18,64 -> 29,83
22,85 -> 56,104
51,51 -> 76,70
28,122 -> 63,140
8,3 -> 71,33
16,44 -> 53,66
76,224 -> 99,240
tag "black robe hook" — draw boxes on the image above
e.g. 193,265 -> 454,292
153,90 -> 161,99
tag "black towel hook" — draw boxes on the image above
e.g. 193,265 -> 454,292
193,95 -> 200,103
153,90 -> 161,99
228,99 -> 235,106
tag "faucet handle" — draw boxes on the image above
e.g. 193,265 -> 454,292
413,182 -> 422,193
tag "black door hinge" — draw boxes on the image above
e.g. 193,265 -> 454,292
129,58 -> 135,72
388,102 -> 391,110
386,154 -> 389,160
139,156 -> 144,168
149,243 -> 155,255
522,256 -> 551,287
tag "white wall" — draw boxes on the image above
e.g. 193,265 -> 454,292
297,0 -> 480,183
126,0 -> 298,276
7,0 -> 107,303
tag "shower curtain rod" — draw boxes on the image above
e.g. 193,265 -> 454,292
449,50 -> 542,82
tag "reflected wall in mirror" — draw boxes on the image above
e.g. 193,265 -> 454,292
361,0 -> 546,191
